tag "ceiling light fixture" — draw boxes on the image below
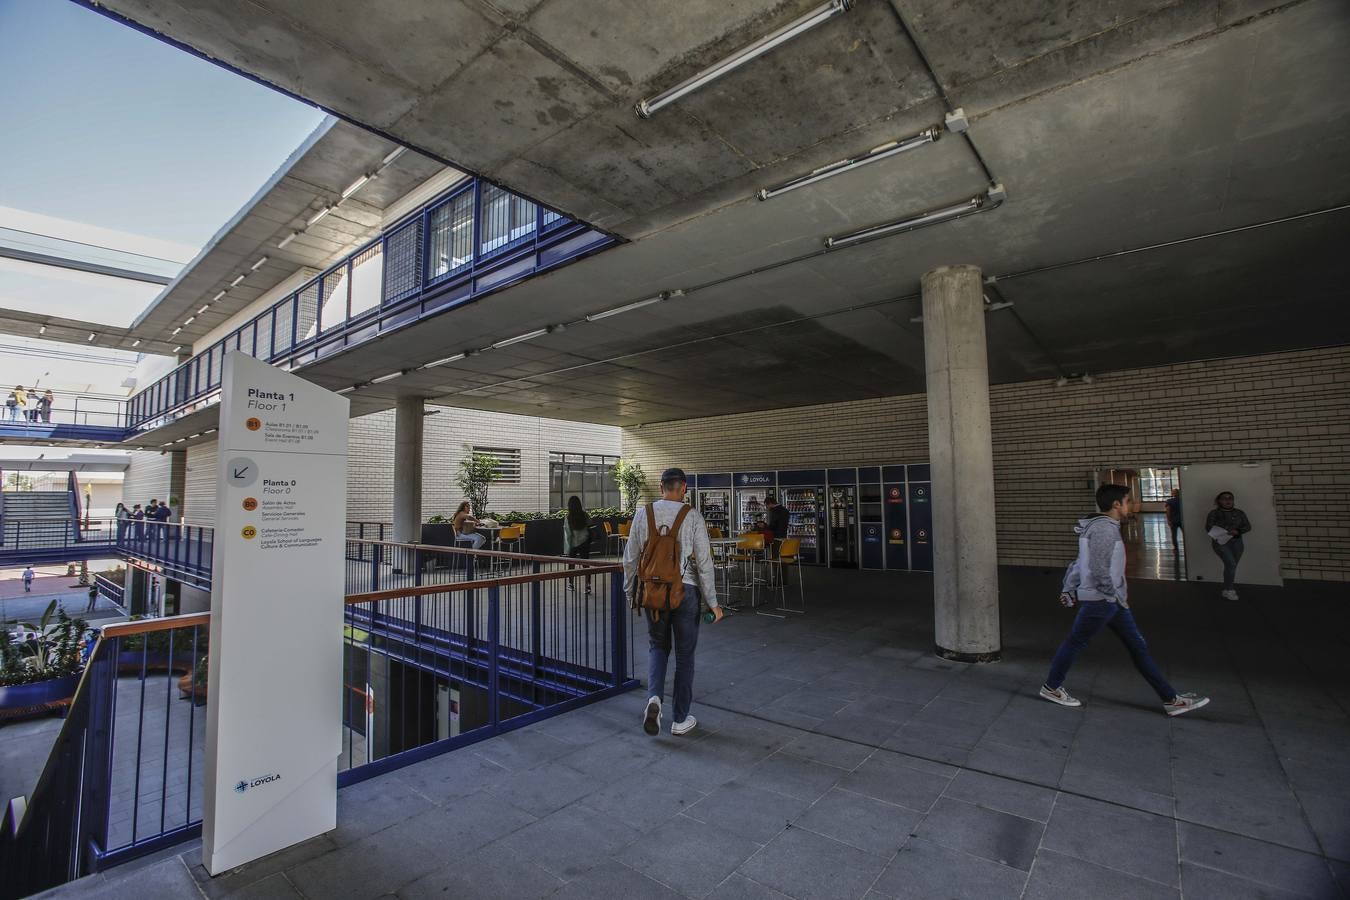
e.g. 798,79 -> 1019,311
250,256 -> 268,271
189,433 -> 201,440
87,332 -> 96,342
585,290 -> 682,322
308,206 -> 332,226
277,232 -> 298,249
420,352 -> 467,369
132,340 -> 141,348
370,371 -> 404,384
38,325 -> 45,335
758,126 -> 940,200
184,317 -> 195,325
636,0 -> 852,118
198,305 -> 210,315
824,183 -> 1006,250
171,327 -> 182,336
336,385 -> 358,395
204,428 -> 216,435
230,274 -> 245,287
491,328 -> 549,349
172,346 -> 182,353
213,291 -> 227,301
381,147 -> 405,166
341,174 -> 371,199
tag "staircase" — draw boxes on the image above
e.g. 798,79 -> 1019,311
0,491 -> 76,552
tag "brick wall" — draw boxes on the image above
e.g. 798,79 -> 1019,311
120,449 -> 175,514
621,346 -> 1350,582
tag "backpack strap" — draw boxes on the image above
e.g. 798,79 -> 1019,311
646,502 -> 658,535
670,504 -> 692,536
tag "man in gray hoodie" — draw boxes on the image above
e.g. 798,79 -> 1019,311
1041,484 -> 1210,717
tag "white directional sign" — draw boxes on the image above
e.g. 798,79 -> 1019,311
203,351 -> 349,874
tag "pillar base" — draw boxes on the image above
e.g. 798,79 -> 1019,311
934,644 -> 1001,664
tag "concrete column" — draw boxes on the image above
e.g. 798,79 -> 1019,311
922,265 -> 1000,662
392,396 -> 424,544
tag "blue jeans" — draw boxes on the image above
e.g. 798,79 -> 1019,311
1213,537 -> 1244,589
647,584 -> 702,725
1046,602 -> 1175,702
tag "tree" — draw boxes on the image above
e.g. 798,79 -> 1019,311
456,448 -> 500,516
612,459 -> 647,516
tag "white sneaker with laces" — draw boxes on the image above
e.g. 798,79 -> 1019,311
1164,692 -> 1210,717
1221,588 -> 1238,600
1039,685 -> 1083,708
671,716 -> 697,736
642,696 -> 661,736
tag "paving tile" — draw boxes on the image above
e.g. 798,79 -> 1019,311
470,728 -> 575,771
398,842 -> 564,900
548,859 -> 684,900
619,815 -> 763,898
391,748 -> 511,806
845,694 -> 925,724
739,827 -> 888,900
1178,821 -> 1338,897
579,769 -> 707,832
1043,793 -> 1178,885
220,873 -> 304,899
182,835 -> 335,898
488,759 -> 606,817
872,837 -> 1027,899
1174,791 -> 1320,853
838,752 -> 952,812
966,739 -> 1067,788
526,708 -> 626,745
1180,862 -> 1316,900
792,787 -> 921,857
1057,759 -> 1174,817
1022,849 -> 1178,900
916,798 -> 1044,872
707,873 -> 793,899
780,732 -> 873,770
330,776 -> 436,847
943,769 -> 1057,823
742,751 -> 845,802
760,687 -> 854,720
1295,788 -> 1350,863
811,710 -> 905,746
879,732 -> 971,766
685,781 -> 810,844
492,802 -> 635,880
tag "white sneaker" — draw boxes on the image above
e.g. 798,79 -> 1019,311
642,696 -> 661,736
1221,589 -> 1237,600
1039,685 -> 1083,708
671,716 -> 697,736
1164,692 -> 1210,717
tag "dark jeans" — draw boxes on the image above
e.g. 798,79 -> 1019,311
647,584 -> 702,725
1213,537 -> 1244,589
1046,601 -> 1176,702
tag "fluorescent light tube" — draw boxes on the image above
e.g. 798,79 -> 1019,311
308,206 -> 332,226
491,328 -> 549,349
420,353 -> 467,369
88,332 -> 96,342
277,232 -> 297,249
370,371 -> 403,384
636,0 -> 851,118
199,305 -> 210,315
382,146 -> 406,166
336,385 -> 358,395
213,291 -> 227,301
38,325 -> 45,335
585,293 -> 666,322
251,256 -> 268,271
230,275 -> 245,287
189,433 -> 201,439
184,317 -> 195,325
823,184 -> 1006,249
171,327 -> 182,336
341,174 -> 370,199
758,126 -> 939,200
132,340 -> 141,348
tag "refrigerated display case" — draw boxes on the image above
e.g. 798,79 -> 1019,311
697,489 -> 730,535
781,486 -> 825,565
734,472 -> 776,534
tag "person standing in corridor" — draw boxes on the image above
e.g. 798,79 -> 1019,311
1040,484 -> 1210,717
23,565 -> 35,592
1206,491 -> 1251,600
624,467 -> 722,737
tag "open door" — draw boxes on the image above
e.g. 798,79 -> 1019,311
1178,462 -> 1282,587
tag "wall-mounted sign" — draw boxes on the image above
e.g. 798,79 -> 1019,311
202,351 -> 349,875
736,471 -> 776,486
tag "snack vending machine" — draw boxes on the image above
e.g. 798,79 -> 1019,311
827,468 -> 858,568
733,471 -> 776,534
693,473 -> 732,536
777,469 -> 827,565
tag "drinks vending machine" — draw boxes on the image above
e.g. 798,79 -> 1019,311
827,468 -> 858,568
777,469 -> 827,565
693,473 -> 731,535
733,471 -> 776,533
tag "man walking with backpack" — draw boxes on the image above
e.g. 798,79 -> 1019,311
624,467 -> 722,737
1040,484 -> 1210,717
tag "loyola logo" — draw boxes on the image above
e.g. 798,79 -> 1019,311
234,772 -> 282,794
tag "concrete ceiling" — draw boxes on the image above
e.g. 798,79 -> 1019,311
82,0 -> 1350,427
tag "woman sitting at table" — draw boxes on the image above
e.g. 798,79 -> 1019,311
452,500 -> 485,549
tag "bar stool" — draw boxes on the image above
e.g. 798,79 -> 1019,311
762,538 -> 805,616
729,532 -> 766,607
497,525 -> 523,573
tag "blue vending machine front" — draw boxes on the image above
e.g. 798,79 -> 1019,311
777,469 -> 827,565
907,465 -> 933,571
695,473 -> 732,537
883,465 -> 909,570
858,466 -> 883,570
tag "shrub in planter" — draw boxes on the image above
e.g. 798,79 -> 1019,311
177,654 -> 209,706
0,601 -> 89,721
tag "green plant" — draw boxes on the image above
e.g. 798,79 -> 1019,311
456,447 -> 500,516
611,460 -> 647,516
0,601 -> 89,687
426,514 -> 449,524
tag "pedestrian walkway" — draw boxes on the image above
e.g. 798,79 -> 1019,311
42,568 -> 1350,899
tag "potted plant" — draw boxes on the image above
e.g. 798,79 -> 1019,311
612,459 -> 647,518
0,601 -> 89,722
456,447 -> 500,518
177,654 -> 208,706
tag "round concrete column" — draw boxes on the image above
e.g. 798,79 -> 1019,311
922,265 -> 1000,662
392,396 -> 424,544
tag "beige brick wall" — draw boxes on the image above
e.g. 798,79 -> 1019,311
621,346 -> 1350,582
120,450 -> 175,514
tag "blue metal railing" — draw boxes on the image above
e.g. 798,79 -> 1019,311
124,177 -> 615,434
116,522 -> 213,590
94,573 -> 126,609
0,541 -> 637,898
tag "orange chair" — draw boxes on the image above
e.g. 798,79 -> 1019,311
729,532 -> 766,607
767,538 -> 805,614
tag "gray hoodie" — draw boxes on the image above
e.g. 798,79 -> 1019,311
1060,514 -> 1128,607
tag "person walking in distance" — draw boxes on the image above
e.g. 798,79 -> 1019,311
1163,488 -> 1182,550
624,467 -> 722,737
22,565 -> 35,593
1040,484 -> 1210,717
562,495 -> 592,594
1206,491 -> 1251,600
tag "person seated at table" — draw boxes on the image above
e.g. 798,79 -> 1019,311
452,500 -> 485,549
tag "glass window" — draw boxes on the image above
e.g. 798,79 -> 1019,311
428,192 -> 473,279
471,446 -> 521,484
479,184 -> 536,255
1140,467 -> 1179,502
548,453 -> 620,511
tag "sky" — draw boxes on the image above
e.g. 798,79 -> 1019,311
0,0 -> 325,333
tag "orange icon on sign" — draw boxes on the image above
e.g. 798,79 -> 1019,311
246,417 -> 262,431
242,497 -> 258,511
241,526 -> 258,540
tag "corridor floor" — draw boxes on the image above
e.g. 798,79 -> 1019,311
44,567 -> 1350,899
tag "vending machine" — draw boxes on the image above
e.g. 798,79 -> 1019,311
907,465 -> 934,571
733,471 -> 776,534
777,469 -> 827,565
693,473 -> 731,536
882,465 -> 910,570
827,468 -> 858,568
859,467 -> 884,570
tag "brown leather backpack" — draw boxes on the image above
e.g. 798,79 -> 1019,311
634,503 -> 691,621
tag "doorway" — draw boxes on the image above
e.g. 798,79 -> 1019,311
1094,467 -> 1185,580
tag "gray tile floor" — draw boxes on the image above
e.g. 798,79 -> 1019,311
38,567 -> 1350,899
